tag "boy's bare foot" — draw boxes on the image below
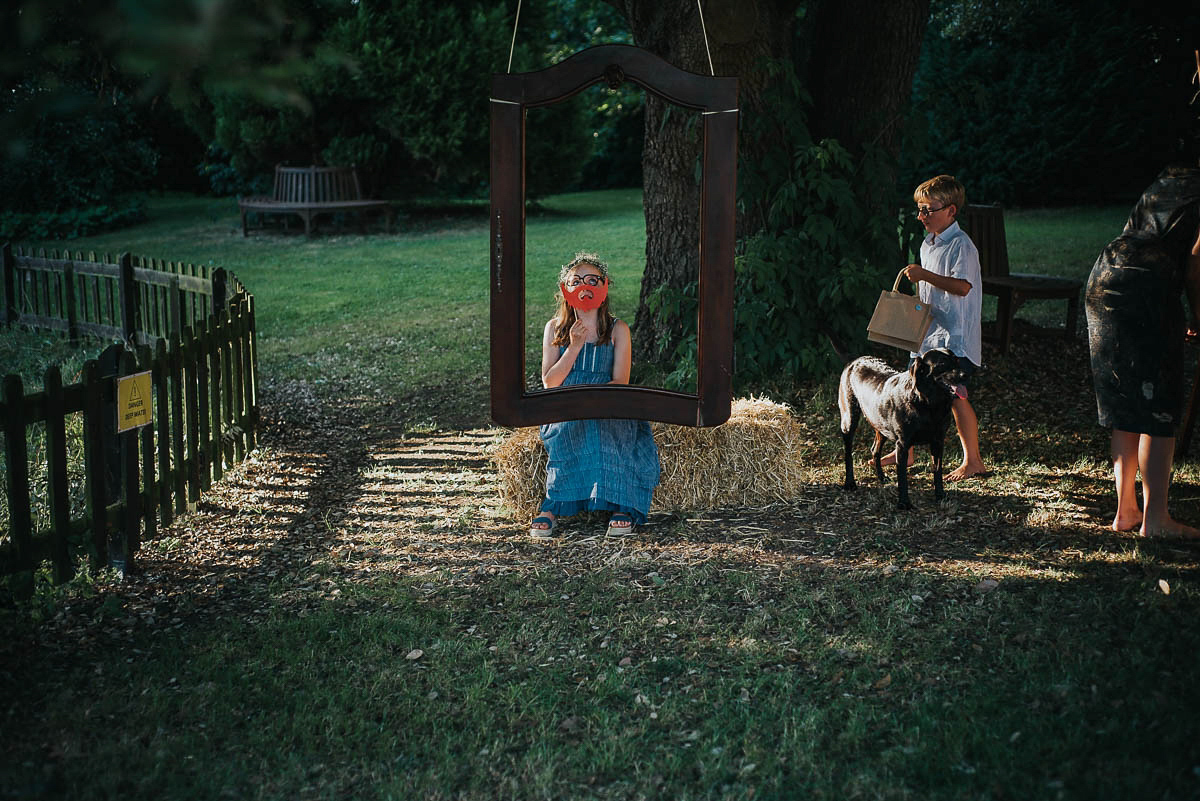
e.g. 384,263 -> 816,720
1140,517 -> 1200,539
1110,511 -> 1143,532
946,461 -> 989,482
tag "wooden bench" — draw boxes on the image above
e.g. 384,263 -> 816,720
238,165 -> 393,237
957,204 -> 1083,355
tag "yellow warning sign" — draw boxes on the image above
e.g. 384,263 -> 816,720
117,371 -> 153,432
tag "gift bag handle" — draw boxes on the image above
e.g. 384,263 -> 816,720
890,269 -> 910,292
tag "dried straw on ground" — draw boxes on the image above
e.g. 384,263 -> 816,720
490,397 -> 813,521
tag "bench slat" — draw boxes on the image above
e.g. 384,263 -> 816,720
958,204 -> 1082,354
238,165 -> 391,237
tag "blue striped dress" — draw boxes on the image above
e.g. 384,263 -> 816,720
539,341 -> 660,524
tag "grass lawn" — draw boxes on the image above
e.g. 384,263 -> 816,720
2,192 -> 1198,800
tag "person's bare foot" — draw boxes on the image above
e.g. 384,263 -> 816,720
946,461 -> 989,482
1111,509 -> 1143,532
1140,517 -> 1200,539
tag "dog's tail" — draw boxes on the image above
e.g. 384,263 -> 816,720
820,322 -> 855,365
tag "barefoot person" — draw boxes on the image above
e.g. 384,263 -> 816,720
882,175 -> 988,481
1086,164 -> 1200,538
528,253 -> 660,539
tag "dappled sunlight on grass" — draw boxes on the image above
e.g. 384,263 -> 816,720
7,195 -> 1200,799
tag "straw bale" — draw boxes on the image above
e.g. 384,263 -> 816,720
490,397 -> 812,520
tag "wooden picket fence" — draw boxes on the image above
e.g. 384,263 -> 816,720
0,244 -> 258,589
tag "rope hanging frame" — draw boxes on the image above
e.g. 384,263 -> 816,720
489,44 -> 739,427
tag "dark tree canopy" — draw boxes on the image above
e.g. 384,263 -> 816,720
904,0 -> 1200,204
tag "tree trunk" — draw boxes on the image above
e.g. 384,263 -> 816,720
807,0 -> 930,217
608,0 -> 928,366
609,0 -> 799,364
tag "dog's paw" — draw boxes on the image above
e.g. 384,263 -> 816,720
842,480 -> 857,491
896,499 -> 914,511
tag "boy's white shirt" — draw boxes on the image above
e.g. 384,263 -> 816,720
911,220 -> 983,367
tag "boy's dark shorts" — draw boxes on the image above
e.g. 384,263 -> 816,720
908,354 -> 978,390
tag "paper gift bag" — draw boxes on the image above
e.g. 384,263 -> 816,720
866,269 -> 933,351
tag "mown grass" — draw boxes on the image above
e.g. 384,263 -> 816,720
12,190 -> 649,426
3,192 -> 1199,801
10,192 -> 1130,425
8,537 -> 1198,800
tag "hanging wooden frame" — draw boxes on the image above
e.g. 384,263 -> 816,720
489,44 -> 738,428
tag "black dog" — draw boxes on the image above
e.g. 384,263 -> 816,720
838,348 -> 969,509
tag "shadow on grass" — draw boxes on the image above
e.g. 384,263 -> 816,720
5,467 -> 1199,801
5,324 -> 1200,799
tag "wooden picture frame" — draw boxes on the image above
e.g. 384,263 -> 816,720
489,45 -> 738,427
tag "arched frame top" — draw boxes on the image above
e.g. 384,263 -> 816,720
490,44 -> 738,427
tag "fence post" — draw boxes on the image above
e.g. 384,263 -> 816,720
230,304 -> 246,462
211,268 -> 227,318
2,374 -> 34,597
81,360 -> 109,571
182,325 -> 201,507
153,338 -> 173,527
220,311 -> 234,468
64,260 -> 79,345
43,366 -> 75,584
209,318 -> 224,482
119,349 -> 141,568
118,252 -> 137,345
195,320 -> 212,492
96,344 -> 129,577
2,242 -> 15,326
169,275 -> 182,339
137,343 -> 157,543
169,335 -> 186,515
247,294 -> 259,449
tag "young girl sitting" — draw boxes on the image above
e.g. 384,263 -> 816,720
529,252 -> 660,539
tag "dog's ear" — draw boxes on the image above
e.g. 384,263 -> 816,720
911,354 -> 928,378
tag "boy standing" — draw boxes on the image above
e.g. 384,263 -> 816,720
885,174 -> 988,481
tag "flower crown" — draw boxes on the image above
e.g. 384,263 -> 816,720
558,252 -> 610,284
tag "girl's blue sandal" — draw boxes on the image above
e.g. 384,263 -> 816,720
529,515 -> 556,540
606,513 -> 636,537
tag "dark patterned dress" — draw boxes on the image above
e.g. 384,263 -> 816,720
538,341 -> 660,524
1085,165 -> 1200,436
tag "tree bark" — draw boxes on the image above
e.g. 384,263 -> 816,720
609,0 -> 799,364
608,0 -> 928,366
807,0 -> 930,215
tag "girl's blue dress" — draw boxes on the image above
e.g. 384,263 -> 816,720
539,341 -> 660,524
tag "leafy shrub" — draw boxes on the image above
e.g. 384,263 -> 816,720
658,68 -> 911,393
203,0 -> 591,199
0,83 -> 159,214
197,145 -> 270,197
903,2 -> 1196,204
0,197 -> 147,240
575,86 -> 644,190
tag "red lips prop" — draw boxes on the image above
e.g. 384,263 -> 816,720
561,279 -> 608,311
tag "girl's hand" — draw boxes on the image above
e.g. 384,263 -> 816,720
568,319 -> 592,348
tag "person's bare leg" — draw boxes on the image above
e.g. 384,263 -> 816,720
1110,429 -> 1142,531
946,397 -> 988,481
879,446 -> 915,468
1139,433 -> 1200,538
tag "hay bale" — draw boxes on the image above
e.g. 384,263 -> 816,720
491,426 -> 548,522
490,397 -> 812,520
